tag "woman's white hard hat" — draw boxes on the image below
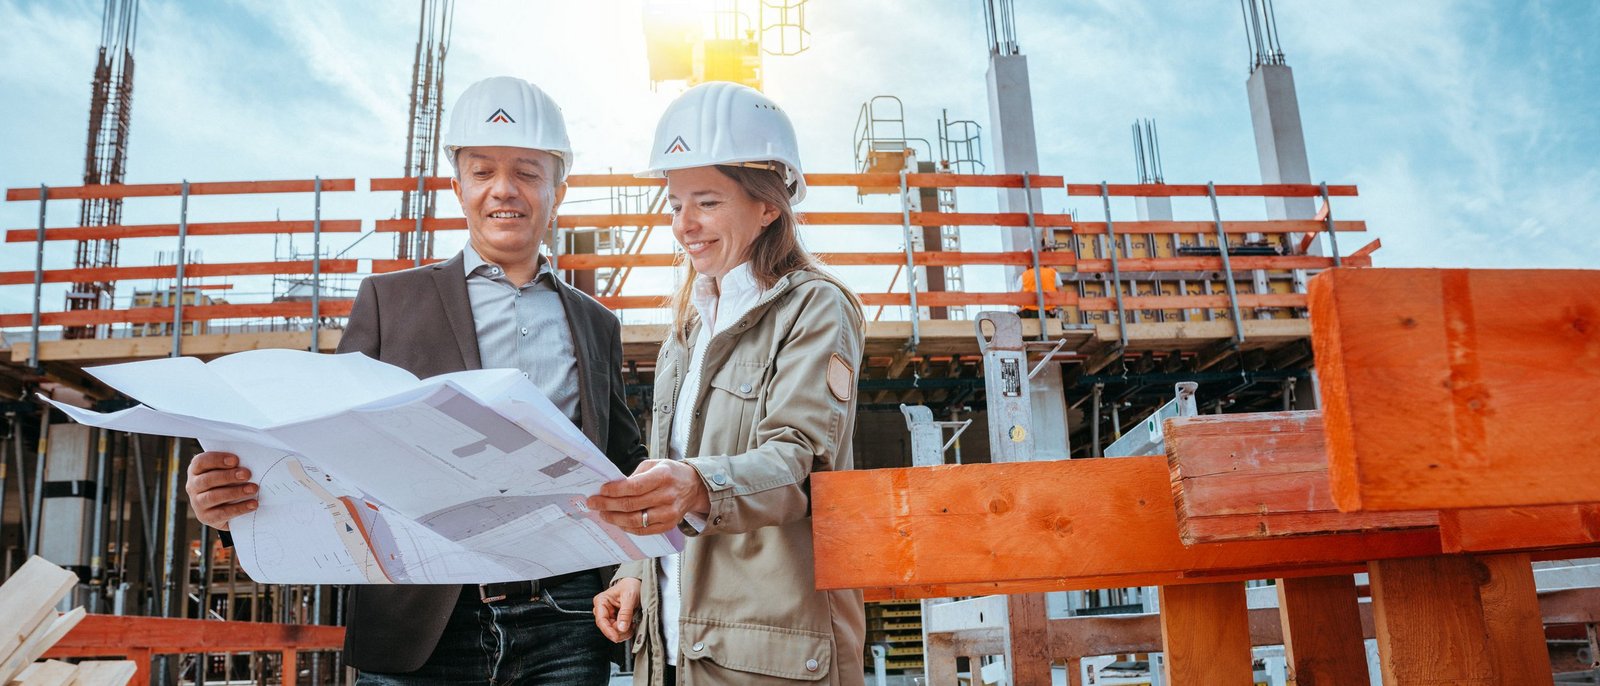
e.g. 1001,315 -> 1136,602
443,76 -> 573,176
640,81 -> 806,203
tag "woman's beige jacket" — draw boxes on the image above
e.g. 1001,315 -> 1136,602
617,269 -> 866,685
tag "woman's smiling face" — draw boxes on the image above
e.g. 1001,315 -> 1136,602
666,166 -> 780,280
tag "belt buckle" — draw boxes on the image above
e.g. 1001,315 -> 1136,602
477,584 -> 507,604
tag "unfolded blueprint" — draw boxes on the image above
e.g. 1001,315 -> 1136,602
46,349 -> 681,584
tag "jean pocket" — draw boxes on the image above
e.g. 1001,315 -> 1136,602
540,585 -> 597,617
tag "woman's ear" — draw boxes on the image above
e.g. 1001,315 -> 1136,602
759,200 -> 781,229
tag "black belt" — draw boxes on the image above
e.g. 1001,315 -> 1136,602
477,569 -> 593,604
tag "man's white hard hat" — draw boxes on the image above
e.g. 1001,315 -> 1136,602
443,76 -> 573,177
641,82 -> 806,203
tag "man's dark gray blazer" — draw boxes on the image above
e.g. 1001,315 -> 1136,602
336,251 -> 648,673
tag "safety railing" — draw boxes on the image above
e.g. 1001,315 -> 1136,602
4,173 -> 1374,364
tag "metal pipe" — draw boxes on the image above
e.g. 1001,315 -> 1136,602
171,181 -> 191,357
1023,172 -> 1048,341
0,412 -> 10,555
1207,183 -> 1247,345
13,416 -> 32,564
89,428 -> 110,612
898,169 -> 921,351
310,176 -> 323,353
413,173 -> 426,268
1090,383 -> 1103,457
28,403 -> 49,557
159,438 -> 184,619
130,433 -> 157,578
1321,182 -> 1342,266
197,524 -> 215,684
1100,183 -> 1129,349
29,185 -> 47,370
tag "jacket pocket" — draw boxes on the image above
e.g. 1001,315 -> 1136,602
706,361 -> 765,451
679,619 -> 832,682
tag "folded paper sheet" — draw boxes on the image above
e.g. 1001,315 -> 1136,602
49,349 -> 680,584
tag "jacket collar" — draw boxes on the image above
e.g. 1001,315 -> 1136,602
428,252 -> 482,370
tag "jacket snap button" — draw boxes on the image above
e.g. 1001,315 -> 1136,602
692,642 -> 705,652
806,658 -> 819,671
738,383 -> 752,394
712,515 -> 723,526
712,473 -> 727,486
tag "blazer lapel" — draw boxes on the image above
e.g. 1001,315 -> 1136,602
553,279 -> 603,445
429,253 -> 483,371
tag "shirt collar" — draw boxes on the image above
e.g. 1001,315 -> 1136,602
691,262 -> 763,331
464,244 -> 553,286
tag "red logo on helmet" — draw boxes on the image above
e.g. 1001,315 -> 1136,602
664,136 -> 690,154
486,108 -> 515,124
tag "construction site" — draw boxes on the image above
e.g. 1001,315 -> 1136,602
0,0 -> 1596,684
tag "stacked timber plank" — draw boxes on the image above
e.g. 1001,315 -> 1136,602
0,557 -> 134,686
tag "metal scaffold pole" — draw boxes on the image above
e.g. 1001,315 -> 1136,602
29,185 -> 47,371
311,176 -> 324,353
27,401 -> 49,558
89,428 -> 110,612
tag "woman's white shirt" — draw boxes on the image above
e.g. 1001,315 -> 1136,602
661,262 -> 768,666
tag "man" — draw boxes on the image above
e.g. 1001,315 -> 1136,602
1017,264 -> 1060,319
183,77 -> 646,685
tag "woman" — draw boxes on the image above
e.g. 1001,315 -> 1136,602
587,82 -> 866,685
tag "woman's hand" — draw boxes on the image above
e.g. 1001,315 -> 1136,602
593,577 -> 641,642
586,459 -> 711,536
185,451 -> 258,531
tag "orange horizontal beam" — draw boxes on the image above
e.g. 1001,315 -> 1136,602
1166,410 -> 1438,545
371,258 -> 446,273
591,291 -> 1079,311
0,300 -> 355,328
1078,293 -> 1306,311
7,179 -> 356,201
810,458 -> 1440,594
555,251 -> 1081,270
1070,220 -> 1366,235
1076,254 -> 1372,272
5,219 -> 362,243
44,614 -> 343,658
1312,268 -> 1600,511
0,260 -> 362,286
1440,505 -> 1600,554
362,175 -> 1356,196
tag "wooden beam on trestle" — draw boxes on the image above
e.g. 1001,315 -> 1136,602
1439,504 -> 1600,554
1164,410 -> 1437,544
1310,267 -> 1600,510
810,459 -> 1442,597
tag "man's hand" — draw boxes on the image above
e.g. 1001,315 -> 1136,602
185,451 -> 258,531
586,459 -> 710,536
593,577 -> 641,643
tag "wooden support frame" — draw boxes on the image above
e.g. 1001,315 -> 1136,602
1159,582 -> 1253,685
1311,268 -> 1600,510
1277,575 -> 1371,685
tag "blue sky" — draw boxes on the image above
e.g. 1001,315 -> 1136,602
1,0 -> 1596,321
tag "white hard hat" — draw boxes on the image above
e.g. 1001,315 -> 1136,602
444,76 -> 573,176
641,82 -> 806,203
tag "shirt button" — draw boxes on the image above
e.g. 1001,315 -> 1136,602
806,659 -> 819,672
520,327 -> 529,336
522,372 -> 530,379
691,642 -> 705,652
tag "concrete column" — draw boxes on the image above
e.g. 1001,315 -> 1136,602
1248,64 -> 1316,298
986,53 -> 1043,286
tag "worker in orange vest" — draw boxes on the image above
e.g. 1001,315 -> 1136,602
1017,265 -> 1060,319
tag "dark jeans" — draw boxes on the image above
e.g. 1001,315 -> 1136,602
355,574 -> 610,686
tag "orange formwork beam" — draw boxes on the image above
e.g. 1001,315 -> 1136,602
43,614 -> 344,686
1440,504 -> 1600,554
6,178 -> 356,201
0,259 -> 362,286
4,219 -> 363,243
810,458 -> 1442,598
1311,268 -> 1600,511
0,301 -> 355,328
1164,410 -> 1438,544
